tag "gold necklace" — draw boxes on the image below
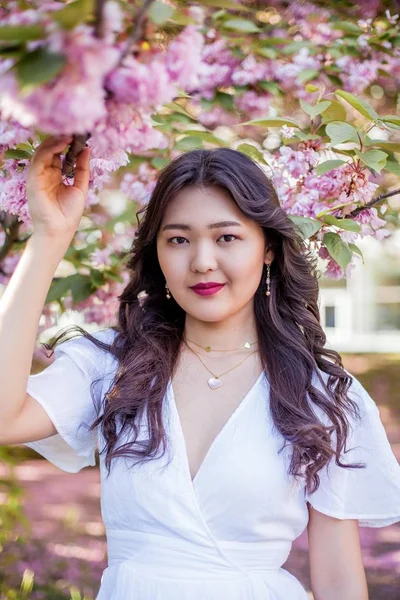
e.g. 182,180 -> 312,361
185,336 -> 258,353
183,339 -> 258,390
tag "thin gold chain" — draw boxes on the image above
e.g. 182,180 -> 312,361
183,339 -> 258,379
185,336 -> 258,353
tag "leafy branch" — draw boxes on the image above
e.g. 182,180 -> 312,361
62,0 -> 155,178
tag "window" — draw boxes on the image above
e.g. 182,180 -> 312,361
375,304 -> 400,331
325,305 -> 336,328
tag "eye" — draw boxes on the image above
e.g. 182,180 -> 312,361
167,236 -> 188,244
167,234 -> 239,245
219,234 -> 238,242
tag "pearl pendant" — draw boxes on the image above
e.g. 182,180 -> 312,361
208,377 -> 222,390
244,342 -> 251,349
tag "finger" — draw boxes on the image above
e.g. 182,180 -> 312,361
31,136 -> 73,170
73,147 -> 91,197
51,154 -> 62,170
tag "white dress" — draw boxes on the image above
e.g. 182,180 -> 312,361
24,328 -> 400,600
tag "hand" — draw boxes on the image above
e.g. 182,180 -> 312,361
26,136 -> 91,239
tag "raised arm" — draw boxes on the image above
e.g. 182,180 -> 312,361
0,136 -> 90,444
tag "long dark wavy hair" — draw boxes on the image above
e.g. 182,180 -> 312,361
44,147 -> 366,494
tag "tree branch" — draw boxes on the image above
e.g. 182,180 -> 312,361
94,0 -> 107,38
344,187 -> 400,219
0,213 -> 20,263
118,0 -> 155,65
62,0 -> 106,178
62,0 -> 155,178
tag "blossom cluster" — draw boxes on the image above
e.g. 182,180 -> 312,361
270,142 -> 389,278
0,0 -> 398,326
0,1 -> 204,223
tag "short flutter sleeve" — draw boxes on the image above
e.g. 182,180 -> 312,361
23,328 -> 117,473
305,371 -> 400,527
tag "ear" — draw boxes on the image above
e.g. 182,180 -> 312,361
264,246 -> 274,265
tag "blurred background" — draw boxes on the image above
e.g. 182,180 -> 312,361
1,0 -> 400,599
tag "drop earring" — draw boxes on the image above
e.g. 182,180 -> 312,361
265,263 -> 271,297
165,283 -> 171,299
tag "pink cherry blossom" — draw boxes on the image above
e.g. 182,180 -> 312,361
0,116 -> 33,153
120,162 -> 158,206
234,91 -> 272,118
0,26 -> 120,134
197,104 -> 240,128
165,25 -> 204,89
89,100 -> 168,160
231,55 -> 271,86
89,248 -> 113,268
0,159 -> 31,224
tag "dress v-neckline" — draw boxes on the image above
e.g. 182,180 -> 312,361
168,369 -> 266,488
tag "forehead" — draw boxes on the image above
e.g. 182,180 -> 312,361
161,185 -> 243,221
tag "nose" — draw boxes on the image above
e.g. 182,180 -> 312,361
190,241 -> 218,273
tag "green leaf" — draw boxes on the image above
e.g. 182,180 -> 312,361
46,277 -> 74,303
322,215 -> 360,232
385,160 -> 400,176
254,47 -> 277,59
182,130 -> 225,146
236,143 -> 267,164
107,271 -> 125,284
222,18 -> 260,33
316,160 -> 346,175
14,47 -> 66,88
320,100 -> 347,124
215,91 -> 235,110
325,122 -> 358,146
90,269 -> 106,287
196,0 -> 251,9
332,21 -> 363,35
162,102 -> 196,120
240,117 -> 299,128
257,81 -> 281,95
305,83 -> 319,93
51,0 -> 94,29
365,140 -> 400,153
45,274 -> 94,304
69,274 -> 94,303
151,156 -> 170,169
335,90 -> 378,121
4,149 -> 32,160
297,69 -> 319,84
282,41 -> 312,55
0,43 -> 24,59
380,115 -> 400,130
323,232 -> 352,271
169,11 -> 198,25
348,243 -> 364,263
174,135 -> 204,151
300,99 -> 331,119
0,24 -> 43,42
292,131 -> 321,142
148,1 -> 175,25
288,215 -> 322,239
381,115 -> 400,126
355,149 -> 387,173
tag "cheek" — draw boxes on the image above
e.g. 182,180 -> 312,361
228,245 -> 265,278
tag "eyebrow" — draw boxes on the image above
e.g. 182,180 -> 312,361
161,220 -> 243,231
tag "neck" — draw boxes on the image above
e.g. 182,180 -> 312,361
183,310 -> 258,352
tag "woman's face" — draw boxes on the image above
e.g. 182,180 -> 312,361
156,185 -> 274,323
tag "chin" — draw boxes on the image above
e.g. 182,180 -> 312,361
185,307 -> 233,323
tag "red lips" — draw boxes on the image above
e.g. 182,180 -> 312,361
191,282 -> 224,289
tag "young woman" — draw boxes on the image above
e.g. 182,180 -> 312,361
0,136 -> 399,600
